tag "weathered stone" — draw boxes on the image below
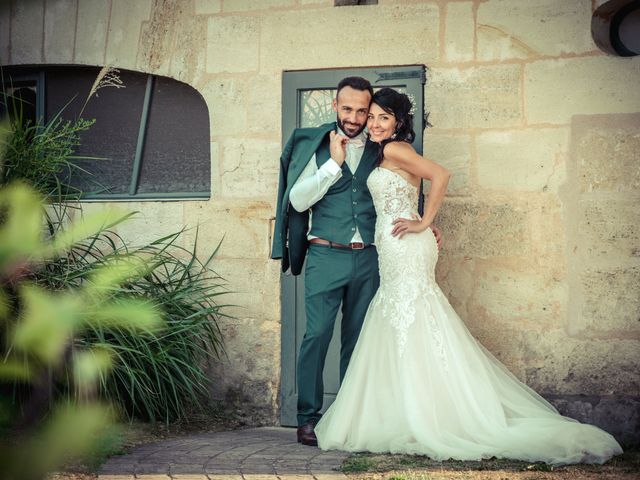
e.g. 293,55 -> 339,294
105,0 -> 152,69
300,0 -> 332,5
579,266 -> 640,335
549,394 -> 639,445
195,0 -> 222,15
211,259 -> 280,321
182,200 -> 274,260
11,0 -> 43,64
223,0 -> 296,12
476,128 -> 569,192
435,198 -> 531,257
573,114 -> 640,193
444,1 -> 474,62
435,255 -> 475,320
247,74 -> 282,136
477,0 -> 594,61
138,0 -> 186,74
525,56 -> 640,125
579,197 -> 640,262
423,131 -> 472,195
426,65 -> 522,129
259,4 -> 439,74
219,138 -> 281,199
200,77 -> 249,137
81,200 -> 186,248
44,0 -> 76,64
470,259 -> 566,329
522,329 -> 640,396
75,0 -> 109,65
206,16 -> 259,73
167,14 -> 208,86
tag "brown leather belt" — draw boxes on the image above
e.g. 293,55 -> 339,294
309,238 -> 372,250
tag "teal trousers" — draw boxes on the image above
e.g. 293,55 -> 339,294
297,243 -> 380,426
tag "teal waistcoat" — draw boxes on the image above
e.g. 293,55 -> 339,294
309,137 -> 377,244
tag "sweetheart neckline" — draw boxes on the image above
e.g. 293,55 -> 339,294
375,167 -> 421,190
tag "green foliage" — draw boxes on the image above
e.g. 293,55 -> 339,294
58,227 -> 230,422
0,180 -> 163,480
0,66 -> 232,479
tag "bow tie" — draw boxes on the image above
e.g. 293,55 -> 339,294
347,137 -> 366,148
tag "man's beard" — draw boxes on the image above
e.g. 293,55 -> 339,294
336,116 -> 366,138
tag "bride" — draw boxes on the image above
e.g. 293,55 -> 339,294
313,87 -> 623,465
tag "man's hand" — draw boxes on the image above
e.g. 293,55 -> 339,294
430,225 -> 443,250
329,130 -> 348,166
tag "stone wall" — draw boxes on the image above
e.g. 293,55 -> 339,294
2,0 -> 638,442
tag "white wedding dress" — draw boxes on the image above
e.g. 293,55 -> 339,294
314,167 -> 622,465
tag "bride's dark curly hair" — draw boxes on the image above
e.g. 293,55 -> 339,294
371,87 -> 416,163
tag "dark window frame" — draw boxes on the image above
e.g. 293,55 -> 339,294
2,65 -> 211,202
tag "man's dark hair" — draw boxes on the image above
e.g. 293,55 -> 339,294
336,76 -> 373,99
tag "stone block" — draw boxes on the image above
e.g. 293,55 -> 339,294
526,195 -> 567,259
223,0 -> 296,12
247,74 -> 281,136
476,128 -> 569,192
423,131 -> 472,195
206,318 -> 280,422
44,0 -> 76,64
522,329 -> 640,396
167,15 -> 208,86
211,258 -> 279,321
426,65 -> 522,129
219,138 -> 281,200
81,201 -> 185,248
579,266 -> 640,336
525,57 -> 640,125
195,0 -> 222,15
11,0 -> 44,64
579,197 -> 640,261
435,198 -> 530,258
477,0 -> 594,61
182,200 -> 274,260
75,0 -> 110,65
259,3 -> 439,73
573,114 -> 640,193
206,16 -> 259,73
549,394 -> 639,445
200,77 -> 249,137
470,260 -> 566,327
105,0 -> 153,69
444,1 -> 474,63
435,256 -> 474,321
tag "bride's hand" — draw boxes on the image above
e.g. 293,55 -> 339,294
430,225 -> 443,250
391,214 -> 429,239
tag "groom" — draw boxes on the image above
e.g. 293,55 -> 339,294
272,77 -> 438,446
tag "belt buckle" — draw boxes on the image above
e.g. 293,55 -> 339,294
350,242 -> 365,250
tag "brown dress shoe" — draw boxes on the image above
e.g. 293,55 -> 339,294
297,422 -> 318,446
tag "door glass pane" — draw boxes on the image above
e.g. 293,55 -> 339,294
300,89 -> 335,128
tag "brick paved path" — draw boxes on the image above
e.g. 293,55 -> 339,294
98,427 -> 349,480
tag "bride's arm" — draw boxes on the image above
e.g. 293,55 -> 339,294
384,142 -> 451,238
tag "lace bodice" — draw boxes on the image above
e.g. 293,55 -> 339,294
366,167 -> 444,357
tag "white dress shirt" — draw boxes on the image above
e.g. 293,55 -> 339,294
289,128 -> 368,243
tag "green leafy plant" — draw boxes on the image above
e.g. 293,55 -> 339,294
0,178 -> 163,480
1,67 -> 231,425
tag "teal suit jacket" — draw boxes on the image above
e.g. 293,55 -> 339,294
271,122 -> 337,275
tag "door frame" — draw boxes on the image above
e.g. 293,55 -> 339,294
280,65 -> 427,426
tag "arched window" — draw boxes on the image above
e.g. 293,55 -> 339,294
2,65 -> 210,200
